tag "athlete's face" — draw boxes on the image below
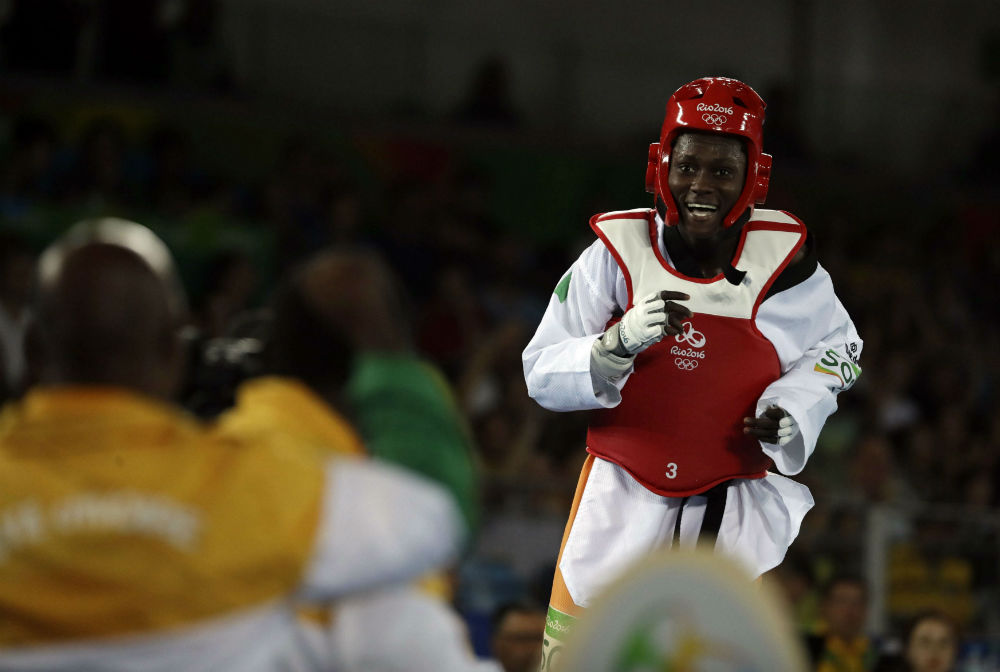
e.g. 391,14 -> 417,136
667,133 -> 747,246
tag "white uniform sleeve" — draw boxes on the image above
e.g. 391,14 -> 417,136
754,262 -> 863,475
298,458 -> 464,599
522,239 -> 632,411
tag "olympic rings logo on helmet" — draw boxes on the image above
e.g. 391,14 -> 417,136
674,358 -> 698,371
701,113 -> 729,126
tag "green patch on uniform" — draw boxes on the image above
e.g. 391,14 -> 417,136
542,607 -> 575,672
545,606 -> 577,639
814,348 -> 862,390
554,271 -> 572,303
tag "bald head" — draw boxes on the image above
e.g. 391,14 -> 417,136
36,221 -> 186,397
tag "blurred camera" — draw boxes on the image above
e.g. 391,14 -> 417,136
180,309 -> 272,418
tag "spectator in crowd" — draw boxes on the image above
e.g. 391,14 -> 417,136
196,249 -> 258,338
455,57 -> 522,128
490,601 -> 547,672
222,247 -> 480,533
165,0 -> 232,91
0,219 -> 464,670
142,124 -> 198,215
847,434 -> 914,504
805,574 -> 884,672
264,138 -> 332,271
900,611 -> 960,672
325,181 -> 368,247
216,248 -> 495,671
65,117 -> 130,207
875,610 -> 960,672
0,233 -> 35,402
0,116 -> 60,207
769,550 -> 821,634
886,519 -> 975,631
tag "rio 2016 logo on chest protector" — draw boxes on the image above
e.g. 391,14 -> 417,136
670,322 -> 706,371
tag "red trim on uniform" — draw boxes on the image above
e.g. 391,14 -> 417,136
750,211 -> 807,325
745,222 -> 803,234
590,212 -> 636,310
649,215 -> 758,285
595,210 -> 648,223
730,222 -> 752,266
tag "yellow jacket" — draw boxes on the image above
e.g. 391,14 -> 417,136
0,386 -> 461,671
215,376 -> 364,459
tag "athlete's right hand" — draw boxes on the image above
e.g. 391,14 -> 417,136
602,290 -> 692,356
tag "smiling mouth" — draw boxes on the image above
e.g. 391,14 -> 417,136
686,203 -> 717,213
684,203 -> 719,222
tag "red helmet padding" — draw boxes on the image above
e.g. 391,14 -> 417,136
646,77 -> 772,227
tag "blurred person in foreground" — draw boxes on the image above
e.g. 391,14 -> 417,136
522,77 -> 863,666
0,219 -> 463,671
805,574 -> 884,671
216,248 -> 496,671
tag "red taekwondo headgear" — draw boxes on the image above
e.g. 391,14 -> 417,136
645,77 -> 772,228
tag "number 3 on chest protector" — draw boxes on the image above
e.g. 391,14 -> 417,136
665,463 -> 678,479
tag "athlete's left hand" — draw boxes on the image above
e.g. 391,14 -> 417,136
743,405 -> 799,446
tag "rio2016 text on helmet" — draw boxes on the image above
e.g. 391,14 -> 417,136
644,77 -> 772,229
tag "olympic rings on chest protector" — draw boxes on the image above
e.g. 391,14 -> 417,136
674,358 -> 699,371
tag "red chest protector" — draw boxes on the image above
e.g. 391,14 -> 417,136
586,208 -> 807,497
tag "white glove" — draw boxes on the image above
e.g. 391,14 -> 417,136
745,405 -> 800,446
604,291 -> 671,356
775,413 -> 799,446
591,338 -> 634,385
591,291 -> 690,396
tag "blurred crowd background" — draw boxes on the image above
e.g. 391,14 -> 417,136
0,0 -> 998,668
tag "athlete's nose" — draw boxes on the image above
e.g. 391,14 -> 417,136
689,169 -> 713,194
